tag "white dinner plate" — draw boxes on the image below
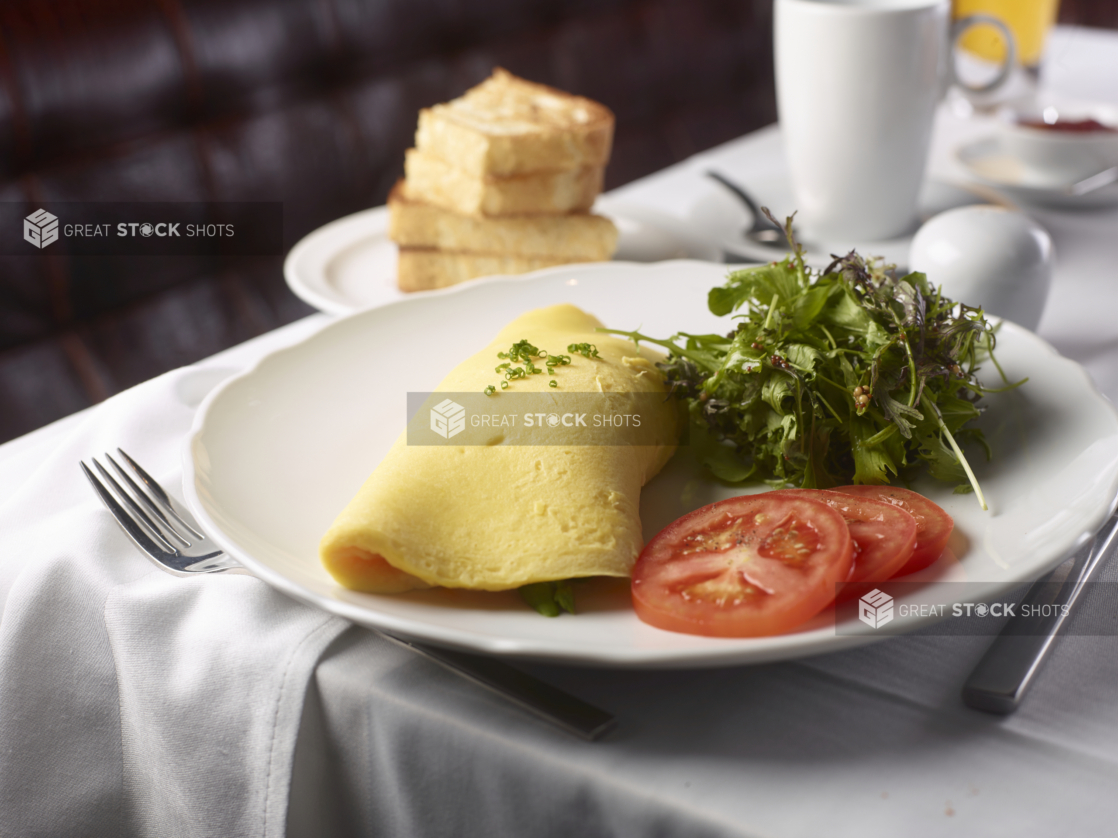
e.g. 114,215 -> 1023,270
186,260 -> 1118,667
688,176 -> 1012,269
958,136 -> 1118,209
283,198 -> 720,315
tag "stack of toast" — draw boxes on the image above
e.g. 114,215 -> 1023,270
389,69 -> 619,292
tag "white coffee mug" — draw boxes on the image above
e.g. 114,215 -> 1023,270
775,0 -> 1015,241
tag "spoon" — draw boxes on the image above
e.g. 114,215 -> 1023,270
705,171 -> 793,250
1066,165 -> 1118,197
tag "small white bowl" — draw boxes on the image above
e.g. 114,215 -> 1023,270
909,206 -> 1053,332
998,103 -> 1118,183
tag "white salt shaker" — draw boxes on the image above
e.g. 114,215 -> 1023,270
909,206 -> 1053,332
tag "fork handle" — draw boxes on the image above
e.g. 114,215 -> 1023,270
375,631 -> 616,741
219,557 -> 614,738
215,558 -> 614,738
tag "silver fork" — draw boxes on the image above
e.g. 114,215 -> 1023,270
81,449 -> 246,575
81,449 -> 616,741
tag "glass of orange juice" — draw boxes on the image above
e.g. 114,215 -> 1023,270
953,0 -> 1060,74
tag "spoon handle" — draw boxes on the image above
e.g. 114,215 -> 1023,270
1067,166 -> 1118,197
706,171 -> 780,230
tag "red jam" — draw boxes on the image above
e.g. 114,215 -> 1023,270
1018,118 -> 1118,134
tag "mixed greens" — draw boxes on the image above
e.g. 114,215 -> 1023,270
519,580 -> 576,617
607,216 -> 1023,510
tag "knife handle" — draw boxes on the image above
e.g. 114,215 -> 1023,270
962,514 -> 1118,714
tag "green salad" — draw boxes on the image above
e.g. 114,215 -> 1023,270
607,216 -> 1024,511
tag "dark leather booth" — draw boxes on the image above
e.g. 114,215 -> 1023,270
0,0 -> 780,444
0,0 -> 1111,444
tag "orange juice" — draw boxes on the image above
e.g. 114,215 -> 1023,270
953,0 -> 1060,67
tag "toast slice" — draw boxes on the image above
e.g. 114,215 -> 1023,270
404,149 -> 603,217
397,248 -> 588,292
387,181 -> 617,260
415,68 -> 614,177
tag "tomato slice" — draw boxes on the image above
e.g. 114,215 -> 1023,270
832,485 -> 953,576
632,495 -> 853,637
770,489 -> 916,600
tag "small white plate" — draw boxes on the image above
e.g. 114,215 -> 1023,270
283,199 -> 720,316
958,136 -> 1118,209
688,176 -> 1011,269
186,260 -> 1118,668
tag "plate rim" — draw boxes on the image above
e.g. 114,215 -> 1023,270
956,135 -> 1118,204
283,205 -> 393,315
282,201 -> 725,316
184,260 -> 1118,667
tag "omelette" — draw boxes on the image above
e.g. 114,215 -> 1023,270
319,304 -> 681,592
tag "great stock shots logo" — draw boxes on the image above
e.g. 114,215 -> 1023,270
834,581 -> 1096,637
6,202 -> 284,255
430,399 -> 466,439
858,589 -> 895,629
24,209 -> 59,249
407,391 -> 676,447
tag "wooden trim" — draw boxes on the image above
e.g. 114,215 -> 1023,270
58,331 -> 111,405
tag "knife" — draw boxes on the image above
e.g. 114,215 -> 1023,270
962,513 -> 1118,714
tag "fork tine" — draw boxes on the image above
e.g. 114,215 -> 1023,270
92,459 -> 179,552
104,453 -> 190,547
116,448 -> 204,540
81,462 -> 176,556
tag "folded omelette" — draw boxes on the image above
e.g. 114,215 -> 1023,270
319,304 -> 680,592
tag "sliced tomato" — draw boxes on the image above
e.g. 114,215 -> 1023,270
770,489 -> 917,600
832,485 -> 953,576
632,495 -> 853,637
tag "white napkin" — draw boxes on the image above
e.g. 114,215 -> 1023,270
0,356 -> 348,837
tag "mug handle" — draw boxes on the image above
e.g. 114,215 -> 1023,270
951,14 -> 1017,94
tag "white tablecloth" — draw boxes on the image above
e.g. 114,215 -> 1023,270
3,25 -> 1117,838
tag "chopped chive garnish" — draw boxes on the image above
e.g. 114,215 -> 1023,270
567,343 -> 599,359
494,338 -> 582,391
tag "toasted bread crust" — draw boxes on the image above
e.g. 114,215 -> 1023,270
387,181 -> 617,259
404,149 -> 603,217
393,69 -> 616,292
396,247 -> 588,292
416,68 -> 614,177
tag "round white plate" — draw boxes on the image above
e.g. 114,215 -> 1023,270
283,198 -> 720,316
186,260 -> 1118,668
688,176 -> 1011,269
958,136 -> 1118,209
